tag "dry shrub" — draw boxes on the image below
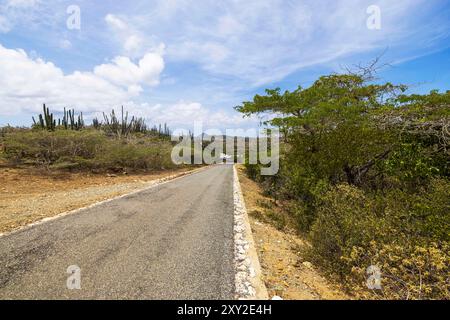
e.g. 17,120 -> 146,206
309,182 -> 449,299
2,129 -> 176,172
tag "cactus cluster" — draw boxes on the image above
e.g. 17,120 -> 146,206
150,123 -> 171,137
92,117 -> 101,130
33,104 -> 84,131
102,106 -> 148,138
31,104 -> 171,139
60,107 -> 84,130
32,104 -> 56,131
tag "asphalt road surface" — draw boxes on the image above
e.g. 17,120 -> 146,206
0,165 -> 235,299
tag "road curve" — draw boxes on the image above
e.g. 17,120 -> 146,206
0,165 -> 235,299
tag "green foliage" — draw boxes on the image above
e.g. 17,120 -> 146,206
2,129 -> 176,171
236,71 -> 449,299
383,143 -> 441,185
244,162 -> 261,181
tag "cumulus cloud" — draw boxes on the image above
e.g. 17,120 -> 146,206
0,44 -> 164,115
0,43 -> 249,129
123,100 -> 254,129
94,53 -> 164,89
1,0 -> 447,129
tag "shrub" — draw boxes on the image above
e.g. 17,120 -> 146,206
2,129 -> 176,172
308,181 -> 450,299
344,241 -> 449,300
3,130 -> 105,166
244,162 -> 261,180
309,184 -> 389,273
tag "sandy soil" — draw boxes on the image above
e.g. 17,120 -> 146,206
237,166 -> 349,300
0,166 -> 195,234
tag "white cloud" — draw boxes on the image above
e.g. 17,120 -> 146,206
124,100 -> 254,129
0,43 -> 250,129
94,52 -> 164,88
124,34 -> 143,53
105,13 -> 127,30
0,43 -> 164,115
0,0 -> 448,129
104,13 -> 157,57
0,0 -> 57,34
128,0 -> 446,86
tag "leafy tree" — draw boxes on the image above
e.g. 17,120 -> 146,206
236,70 -> 449,299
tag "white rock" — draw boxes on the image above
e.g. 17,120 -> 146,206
236,254 -> 246,261
237,264 -> 247,271
247,286 -> 256,296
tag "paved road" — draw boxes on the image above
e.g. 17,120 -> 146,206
0,165 -> 235,299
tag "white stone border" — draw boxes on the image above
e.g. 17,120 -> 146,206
233,165 -> 268,300
0,166 -> 210,239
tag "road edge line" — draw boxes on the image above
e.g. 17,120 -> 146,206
233,164 -> 269,300
0,166 -> 210,239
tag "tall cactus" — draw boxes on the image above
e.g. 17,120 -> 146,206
32,105 -> 84,131
32,104 -> 56,131
103,106 -> 146,138
92,117 -> 101,129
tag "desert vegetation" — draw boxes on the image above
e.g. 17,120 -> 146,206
1,105 -> 177,173
236,67 -> 449,299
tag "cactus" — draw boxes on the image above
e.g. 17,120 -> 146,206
32,104 -> 56,131
92,117 -> 102,130
32,105 -> 84,131
102,106 -> 148,138
150,122 -> 171,138
61,108 -> 84,130
31,104 -> 169,137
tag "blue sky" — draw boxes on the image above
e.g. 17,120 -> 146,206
0,0 -> 449,130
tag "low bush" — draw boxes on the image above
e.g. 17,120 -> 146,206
308,181 -> 449,299
344,241 -> 449,300
2,129 -> 176,172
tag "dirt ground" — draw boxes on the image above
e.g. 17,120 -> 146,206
237,166 -> 349,300
0,166 -> 195,234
